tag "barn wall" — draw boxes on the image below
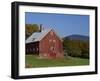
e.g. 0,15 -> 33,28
39,33 -> 50,58
39,30 -> 64,58
26,42 -> 39,54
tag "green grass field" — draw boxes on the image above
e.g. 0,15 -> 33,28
25,55 -> 89,68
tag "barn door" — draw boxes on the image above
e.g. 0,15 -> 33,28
49,46 -> 56,58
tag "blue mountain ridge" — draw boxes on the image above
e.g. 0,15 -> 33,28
64,34 -> 89,41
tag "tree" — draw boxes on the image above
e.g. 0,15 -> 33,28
25,24 -> 39,39
80,41 -> 89,58
63,38 -> 89,59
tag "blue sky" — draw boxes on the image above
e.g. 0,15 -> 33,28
25,12 -> 89,37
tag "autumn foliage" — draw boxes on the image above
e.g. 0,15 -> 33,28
63,38 -> 89,59
25,24 -> 39,39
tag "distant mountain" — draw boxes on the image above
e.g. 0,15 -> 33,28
64,34 -> 89,41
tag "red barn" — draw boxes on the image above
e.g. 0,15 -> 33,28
26,27 -> 64,59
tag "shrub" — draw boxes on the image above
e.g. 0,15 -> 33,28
63,38 -> 89,59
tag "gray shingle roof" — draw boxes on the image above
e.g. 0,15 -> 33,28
26,28 -> 52,44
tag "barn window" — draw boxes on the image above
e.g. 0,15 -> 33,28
52,48 -> 54,51
30,48 -> 32,51
37,48 -> 38,51
50,46 -> 55,51
50,31 -> 53,35
53,40 -> 56,42
49,39 -> 52,42
33,48 -> 35,51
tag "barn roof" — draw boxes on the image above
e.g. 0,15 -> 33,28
26,28 -> 52,44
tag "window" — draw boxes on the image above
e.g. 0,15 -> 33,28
37,48 -> 38,51
50,46 -> 55,51
30,48 -> 32,51
33,48 -> 35,51
53,40 -> 56,43
50,31 -> 53,35
49,39 -> 52,42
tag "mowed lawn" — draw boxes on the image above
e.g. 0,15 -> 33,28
25,55 -> 89,68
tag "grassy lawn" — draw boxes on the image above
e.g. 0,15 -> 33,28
25,55 -> 89,68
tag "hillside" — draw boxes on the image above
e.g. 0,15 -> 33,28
64,34 -> 89,41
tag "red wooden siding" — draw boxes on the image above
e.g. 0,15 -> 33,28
39,30 -> 63,58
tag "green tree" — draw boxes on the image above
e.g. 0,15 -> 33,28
80,41 -> 89,58
63,38 -> 89,59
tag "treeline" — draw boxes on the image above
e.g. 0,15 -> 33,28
63,38 -> 89,59
25,24 -> 39,39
